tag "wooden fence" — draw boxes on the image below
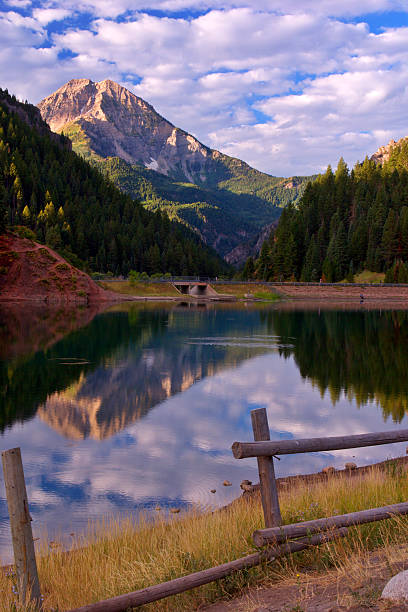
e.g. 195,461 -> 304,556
3,410 -> 408,610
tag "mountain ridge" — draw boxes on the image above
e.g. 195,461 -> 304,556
39,78 -> 245,183
38,78 -> 313,257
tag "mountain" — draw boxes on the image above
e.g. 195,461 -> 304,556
251,141 -> 408,282
225,221 -> 278,266
371,136 -> 408,165
0,87 -> 228,277
38,79 -> 313,256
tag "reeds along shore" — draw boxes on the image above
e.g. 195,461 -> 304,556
2,463 -> 408,611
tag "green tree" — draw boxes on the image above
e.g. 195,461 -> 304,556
381,209 -> 399,268
0,185 -> 6,234
242,256 -> 255,280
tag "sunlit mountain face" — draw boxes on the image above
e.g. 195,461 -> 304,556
2,302 -> 408,563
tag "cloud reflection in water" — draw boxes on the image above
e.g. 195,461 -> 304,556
1,306 -> 408,563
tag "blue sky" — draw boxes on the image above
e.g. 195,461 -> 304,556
1,1 -> 408,176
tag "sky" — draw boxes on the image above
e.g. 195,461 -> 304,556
1,1 -> 408,176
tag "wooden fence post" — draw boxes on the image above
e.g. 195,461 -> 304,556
1,447 -> 42,608
251,408 -> 282,527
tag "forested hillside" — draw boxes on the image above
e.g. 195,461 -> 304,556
251,145 -> 408,282
99,157 -> 295,256
0,89 -> 228,277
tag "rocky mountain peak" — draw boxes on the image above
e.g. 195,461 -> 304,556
38,78 -> 217,180
371,136 -> 408,165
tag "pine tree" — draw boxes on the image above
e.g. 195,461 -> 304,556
242,256 -> 255,280
0,185 -> 6,234
381,209 -> 399,268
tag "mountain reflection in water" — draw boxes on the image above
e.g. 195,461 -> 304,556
1,302 -> 408,562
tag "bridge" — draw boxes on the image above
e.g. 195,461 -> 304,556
172,281 -> 235,300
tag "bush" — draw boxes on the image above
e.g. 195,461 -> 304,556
11,225 -> 36,240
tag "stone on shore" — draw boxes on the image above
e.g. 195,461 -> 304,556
240,479 -> 252,490
382,569 -> 408,602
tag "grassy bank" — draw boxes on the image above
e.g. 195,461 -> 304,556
99,281 -> 281,301
99,280 -> 181,297
3,464 -> 408,611
353,270 -> 386,284
215,283 -> 280,300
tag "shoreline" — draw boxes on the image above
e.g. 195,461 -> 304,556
237,454 -> 408,498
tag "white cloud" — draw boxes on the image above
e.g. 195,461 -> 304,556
1,4 -> 408,174
32,8 -> 71,25
4,0 -> 32,6
0,10 -> 44,44
41,0 -> 408,19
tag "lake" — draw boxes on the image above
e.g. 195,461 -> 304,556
1,300 -> 408,562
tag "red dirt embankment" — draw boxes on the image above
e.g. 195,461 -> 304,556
0,233 -> 120,303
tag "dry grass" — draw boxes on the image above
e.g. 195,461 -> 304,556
354,270 -> 386,284
99,280 -> 181,297
215,283 -> 279,299
2,464 -> 408,611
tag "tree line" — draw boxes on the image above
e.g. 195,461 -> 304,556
246,145 -> 408,282
0,88 -> 228,277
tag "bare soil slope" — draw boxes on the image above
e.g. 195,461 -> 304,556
272,284 -> 408,301
0,233 -> 118,302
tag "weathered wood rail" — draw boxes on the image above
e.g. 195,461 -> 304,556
232,428 -> 408,459
233,407 -> 408,544
3,410 -> 408,610
253,502 -> 408,546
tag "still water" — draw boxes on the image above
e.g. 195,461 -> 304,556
1,301 -> 408,561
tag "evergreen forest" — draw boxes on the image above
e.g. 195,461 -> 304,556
250,147 -> 408,282
0,89 -> 228,277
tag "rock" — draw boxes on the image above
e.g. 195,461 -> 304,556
170,508 -> 180,514
382,569 -> 408,601
210,489 -> 216,494
223,480 -> 232,486
225,221 -> 278,266
345,462 -> 357,470
371,137 -> 408,165
240,479 -> 252,490
322,466 -> 336,474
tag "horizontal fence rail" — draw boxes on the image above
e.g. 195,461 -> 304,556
232,428 -> 408,459
253,501 -> 408,547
